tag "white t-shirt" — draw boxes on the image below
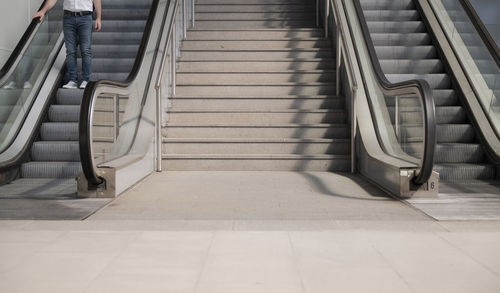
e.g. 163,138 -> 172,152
63,0 -> 93,12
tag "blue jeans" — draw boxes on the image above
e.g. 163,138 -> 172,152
63,14 -> 92,82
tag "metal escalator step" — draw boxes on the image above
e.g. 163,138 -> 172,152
359,0 -> 415,10
435,106 -> 468,124
363,10 -> 420,21
367,21 -> 426,33
79,58 -> 135,73
434,143 -> 485,163
371,33 -> 431,46
92,45 -> 140,58
380,59 -> 443,74
434,163 -> 496,181
400,124 -> 475,143
21,162 -> 82,178
91,72 -> 129,81
92,32 -> 144,45
48,105 -> 80,122
387,106 -> 466,124
56,89 -> 84,105
375,46 -> 437,59
40,122 -> 78,141
386,73 -> 451,89
98,20 -> 147,32
31,141 -> 80,162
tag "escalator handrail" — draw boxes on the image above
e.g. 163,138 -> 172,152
0,1 -> 46,85
79,0 -> 163,186
457,0 -> 500,68
351,0 -> 436,186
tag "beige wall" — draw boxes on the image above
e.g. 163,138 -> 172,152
0,0 -> 44,66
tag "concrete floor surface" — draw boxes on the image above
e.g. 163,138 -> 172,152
1,171 -> 499,292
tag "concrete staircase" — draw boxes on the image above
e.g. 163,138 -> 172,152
163,0 -> 350,171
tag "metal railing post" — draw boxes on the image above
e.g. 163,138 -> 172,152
325,0 -> 329,38
351,87 -> 358,173
336,29 -> 341,96
316,0 -> 319,27
191,0 -> 195,27
156,86 -> 162,172
182,0 -> 187,39
171,23 -> 176,97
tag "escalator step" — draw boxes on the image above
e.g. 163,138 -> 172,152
31,141 -> 80,162
21,162 -> 82,178
40,122 -> 78,141
49,105 -> 80,122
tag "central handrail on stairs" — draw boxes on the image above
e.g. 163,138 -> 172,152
78,0 -> 194,196
320,0 -> 437,196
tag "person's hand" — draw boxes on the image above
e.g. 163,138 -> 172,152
95,18 -> 101,32
32,10 -> 45,21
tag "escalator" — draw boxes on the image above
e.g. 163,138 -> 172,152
355,0 -> 499,183
0,0 -> 158,196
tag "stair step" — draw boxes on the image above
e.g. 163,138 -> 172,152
181,39 -> 329,50
31,141 -> 80,161
176,84 -> 336,96
21,162 -> 82,178
194,20 -> 315,29
180,49 -> 334,60
163,138 -> 350,155
170,96 -> 345,110
167,110 -> 347,123
177,60 -> 336,72
195,4 -> 315,13
164,123 -> 349,139
195,12 -> 315,20
197,0 -> 315,5
187,29 -> 323,39
163,154 -> 350,171
176,72 -> 336,84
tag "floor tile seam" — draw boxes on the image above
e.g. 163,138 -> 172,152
433,231 -> 500,279
370,243 -> 417,293
193,231 -> 217,293
286,231 -> 308,293
80,231 -> 143,293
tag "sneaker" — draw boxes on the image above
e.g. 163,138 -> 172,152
62,81 -> 78,89
2,81 -> 16,89
79,80 -> 88,89
23,81 -> 32,89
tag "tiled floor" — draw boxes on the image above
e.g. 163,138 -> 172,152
1,172 -> 499,292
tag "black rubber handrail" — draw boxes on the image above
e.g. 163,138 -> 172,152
79,0 -> 163,187
0,1 -> 46,83
352,0 -> 436,186
458,0 -> 500,68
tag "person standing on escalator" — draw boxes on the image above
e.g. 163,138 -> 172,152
32,0 -> 102,89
